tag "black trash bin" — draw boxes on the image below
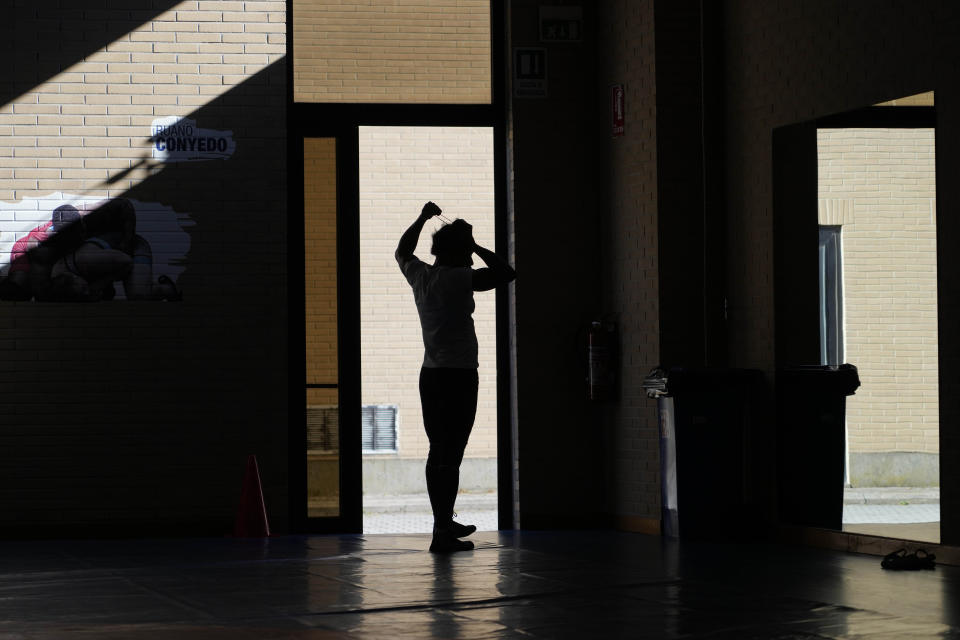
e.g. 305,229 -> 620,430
777,364 -> 860,530
644,367 -> 764,539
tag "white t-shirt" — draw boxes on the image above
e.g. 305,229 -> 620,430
398,255 -> 478,369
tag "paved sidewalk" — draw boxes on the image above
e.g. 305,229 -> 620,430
362,488 -> 943,533
843,486 -> 939,505
843,503 -> 939,524
364,492 -> 498,534
364,492 -> 497,513
843,486 -> 940,526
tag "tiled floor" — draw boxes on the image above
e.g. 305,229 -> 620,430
2,530 -> 958,638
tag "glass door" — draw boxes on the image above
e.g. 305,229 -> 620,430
304,137 -> 340,519
298,133 -> 362,533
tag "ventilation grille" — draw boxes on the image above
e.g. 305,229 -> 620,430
362,405 -> 397,452
306,405 -> 339,452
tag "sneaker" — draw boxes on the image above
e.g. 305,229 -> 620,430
429,528 -> 475,553
448,520 -> 477,538
881,548 -> 936,570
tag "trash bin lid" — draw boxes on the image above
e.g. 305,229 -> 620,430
642,368 -> 668,398
777,363 -> 860,396
649,367 -> 763,395
673,367 -> 763,392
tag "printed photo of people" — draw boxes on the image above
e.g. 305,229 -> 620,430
0,194 -> 191,302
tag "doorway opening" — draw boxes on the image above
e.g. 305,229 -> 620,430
358,126 -> 498,533
816,93 -> 940,543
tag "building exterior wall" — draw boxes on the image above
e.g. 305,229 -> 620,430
0,2 -> 289,535
358,126 -> 497,468
818,128 -> 938,455
291,0 -> 491,104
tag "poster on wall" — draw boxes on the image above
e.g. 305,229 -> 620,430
151,117 -> 236,163
0,193 -> 193,302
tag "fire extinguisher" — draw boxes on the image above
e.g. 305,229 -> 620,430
587,320 -> 612,401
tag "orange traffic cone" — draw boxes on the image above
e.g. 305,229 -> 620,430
233,454 -> 271,537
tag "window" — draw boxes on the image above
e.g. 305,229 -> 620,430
307,405 -> 339,453
362,405 -> 398,453
819,225 -> 844,366
292,0 -> 492,104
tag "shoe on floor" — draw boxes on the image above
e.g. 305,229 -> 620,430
881,548 -> 936,570
429,530 -> 475,553
448,520 -> 477,538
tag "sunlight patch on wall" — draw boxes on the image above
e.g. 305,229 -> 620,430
0,1 -> 284,201
293,0 -> 491,104
0,2 -> 285,301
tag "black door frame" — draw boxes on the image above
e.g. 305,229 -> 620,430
286,1 -> 511,534
773,105 -> 936,370
772,103 -> 938,535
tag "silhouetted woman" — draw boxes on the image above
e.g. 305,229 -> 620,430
396,201 -> 516,552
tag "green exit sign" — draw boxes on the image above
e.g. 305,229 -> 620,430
539,6 -> 582,43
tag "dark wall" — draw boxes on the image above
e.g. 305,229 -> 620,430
509,1 -> 607,527
722,0 -> 960,543
0,7 -> 288,538
654,0 -> 708,370
589,0 -> 960,539
595,0 -> 661,527
594,0 -> 730,530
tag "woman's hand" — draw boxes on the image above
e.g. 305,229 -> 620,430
421,201 -> 442,219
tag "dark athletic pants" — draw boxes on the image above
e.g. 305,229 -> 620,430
419,366 -> 479,528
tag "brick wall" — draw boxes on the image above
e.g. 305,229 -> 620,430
3,2 -> 283,202
596,0 -> 660,526
358,126 -> 497,461
721,0 -> 960,541
722,1 -> 950,371
292,0 -> 491,104
591,1 -> 958,528
0,1 -> 288,536
818,128 -> 939,457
